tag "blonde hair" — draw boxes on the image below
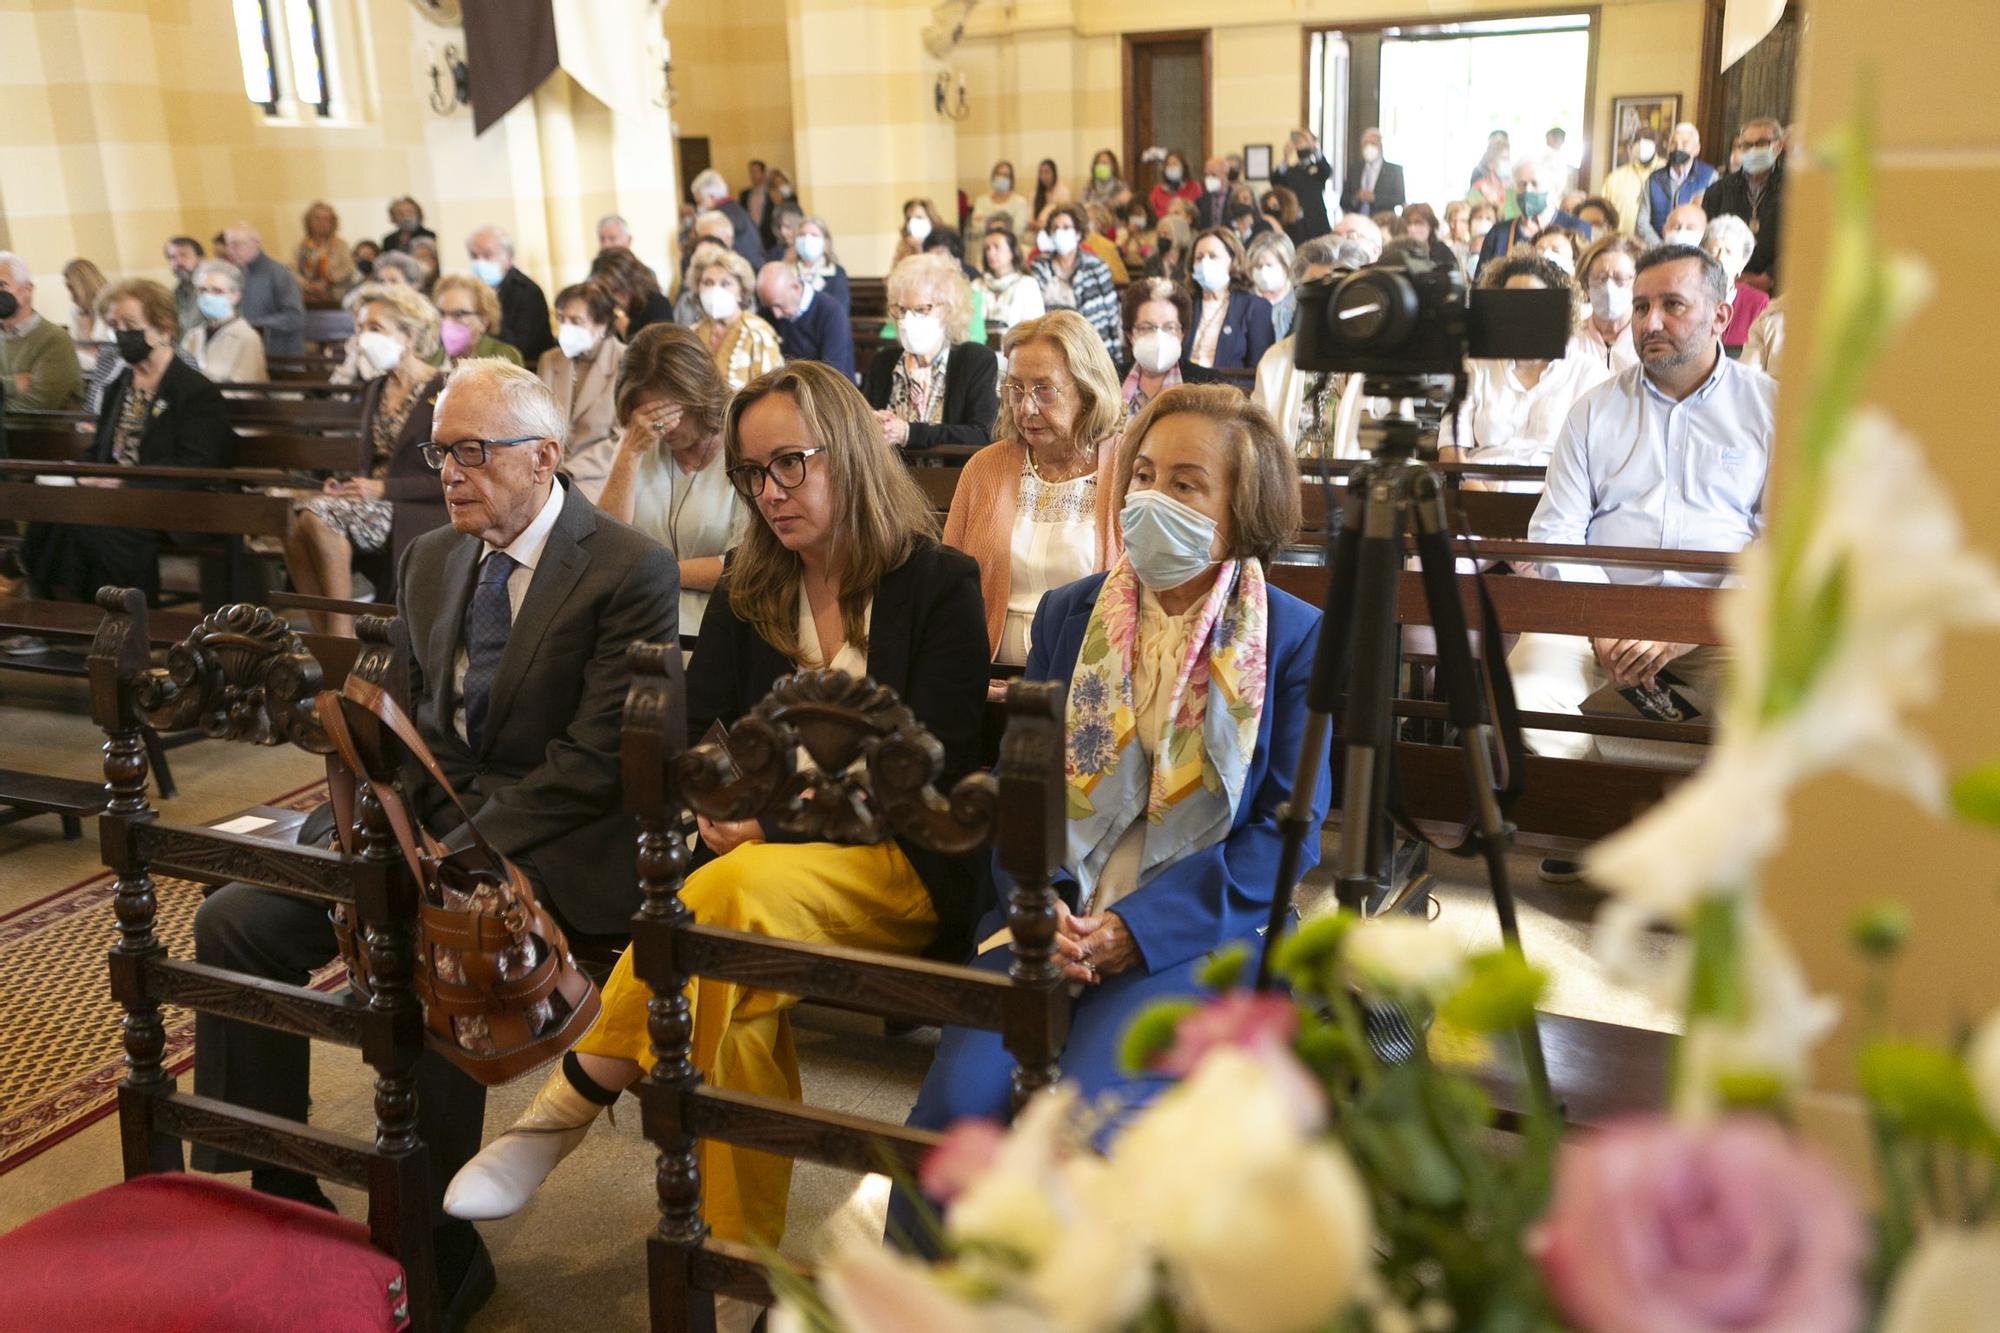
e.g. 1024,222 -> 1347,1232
351,281 -> 441,359
302,200 -> 339,237
698,250 -> 758,304
997,310 -> 1122,458
885,252 -> 972,345
723,362 -> 938,663
64,258 -> 108,311
615,323 -> 730,445
95,278 -> 178,338
432,273 -> 501,332
1113,385 -> 1300,567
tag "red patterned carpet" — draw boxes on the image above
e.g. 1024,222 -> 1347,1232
0,782 -> 336,1175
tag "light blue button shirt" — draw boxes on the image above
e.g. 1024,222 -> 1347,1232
1527,348 -> 1776,587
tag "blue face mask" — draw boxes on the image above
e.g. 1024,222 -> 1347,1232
470,258 -> 505,288
1120,488 -> 1219,591
1518,190 -> 1549,218
196,291 -> 234,322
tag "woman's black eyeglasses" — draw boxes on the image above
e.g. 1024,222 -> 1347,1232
725,446 -> 827,498
420,435 -> 543,470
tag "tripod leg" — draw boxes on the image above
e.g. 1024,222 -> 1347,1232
1334,491 -> 1404,916
1411,478 -> 1555,1114
1255,501 -> 1365,989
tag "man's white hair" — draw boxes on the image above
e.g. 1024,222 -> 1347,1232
469,225 -> 516,257
1703,214 -> 1755,263
438,357 -> 567,449
194,259 -> 244,292
690,169 -> 728,204
692,209 -> 733,241
223,221 -> 261,244
0,252 -> 30,285
598,213 -> 630,233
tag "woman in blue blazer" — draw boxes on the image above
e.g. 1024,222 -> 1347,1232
899,384 -> 1328,1187
1182,227 -> 1276,373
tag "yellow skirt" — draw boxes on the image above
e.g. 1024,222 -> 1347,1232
576,838 -> 937,1245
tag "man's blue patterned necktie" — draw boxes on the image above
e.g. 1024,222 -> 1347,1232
462,551 -> 516,750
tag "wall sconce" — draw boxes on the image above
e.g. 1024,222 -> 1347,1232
656,57 -> 679,110
934,69 -> 968,121
428,44 -> 470,117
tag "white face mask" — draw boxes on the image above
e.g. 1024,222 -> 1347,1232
906,215 -> 933,243
1203,174 -> 1222,194
794,232 -> 826,263
1361,143 -> 1382,164
557,323 -> 595,359
1633,139 -> 1658,164
1034,230 -> 1055,254
1472,221 -> 1494,241
1590,280 -> 1634,323
898,311 -> 946,360
357,330 -> 404,376
1539,248 -> 1575,276
1706,246 -> 1748,284
1193,255 -> 1232,293
1132,330 -> 1181,374
1663,227 -> 1704,247
1252,263 -> 1287,294
1049,228 -> 1080,256
699,286 -> 741,320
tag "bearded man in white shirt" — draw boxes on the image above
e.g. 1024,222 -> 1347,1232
1506,245 -> 1775,876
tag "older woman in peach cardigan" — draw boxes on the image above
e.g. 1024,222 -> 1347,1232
940,310 -> 1124,672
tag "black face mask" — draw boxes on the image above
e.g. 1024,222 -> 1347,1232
116,328 -> 152,365
1227,166 -> 1241,182
355,258 -> 375,276
1667,149 -> 1692,169
0,291 -> 16,322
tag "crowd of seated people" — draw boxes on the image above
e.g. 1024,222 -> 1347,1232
0,121 -> 1797,1326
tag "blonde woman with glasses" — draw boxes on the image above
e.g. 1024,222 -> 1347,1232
862,252 -> 999,450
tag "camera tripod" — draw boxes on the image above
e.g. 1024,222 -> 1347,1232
1257,376 -> 1553,1110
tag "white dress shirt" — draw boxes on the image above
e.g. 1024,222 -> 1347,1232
452,479 -> 567,741
1438,343 -> 1614,491
1527,348 -> 1775,587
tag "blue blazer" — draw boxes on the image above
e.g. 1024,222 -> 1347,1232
1195,288 -> 1276,373
977,570 -> 1331,974
772,290 -> 856,378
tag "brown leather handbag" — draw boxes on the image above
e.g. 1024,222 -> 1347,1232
320,674 -> 600,1086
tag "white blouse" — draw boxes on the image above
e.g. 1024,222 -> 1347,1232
626,439 -> 746,636
795,586 -> 871,677
977,272 -> 1046,335
1001,463 -> 1100,667
1439,342 -> 1614,492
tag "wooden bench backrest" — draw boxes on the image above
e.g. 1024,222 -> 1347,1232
86,592 -> 438,1330
620,654 -> 1068,1325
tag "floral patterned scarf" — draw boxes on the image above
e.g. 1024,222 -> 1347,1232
1064,555 -> 1269,903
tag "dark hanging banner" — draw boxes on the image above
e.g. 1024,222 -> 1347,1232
462,0 -> 559,135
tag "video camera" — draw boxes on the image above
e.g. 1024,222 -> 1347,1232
1295,250 -> 1571,379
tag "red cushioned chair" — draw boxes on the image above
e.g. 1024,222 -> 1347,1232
0,596 -> 436,1332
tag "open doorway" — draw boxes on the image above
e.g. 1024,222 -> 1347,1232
1308,12 -> 1594,215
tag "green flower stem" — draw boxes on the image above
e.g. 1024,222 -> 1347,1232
1686,893 -> 1747,1022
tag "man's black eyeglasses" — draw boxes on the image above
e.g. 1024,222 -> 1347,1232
726,446 -> 826,498
420,435 -> 543,470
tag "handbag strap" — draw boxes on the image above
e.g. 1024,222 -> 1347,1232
316,689 -> 432,887
339,674 -> 508,867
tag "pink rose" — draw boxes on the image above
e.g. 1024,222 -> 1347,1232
1155,993 -> 1323,1130
918,1117 -> 1006,1204
1533,1114 -> 1868,1333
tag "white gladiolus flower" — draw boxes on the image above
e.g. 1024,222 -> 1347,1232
1673,909 -> 1839,1118
1343,916 -> 1469,1001
1965,1011 -> 2000,1138
1879,1226 -> 2000,1333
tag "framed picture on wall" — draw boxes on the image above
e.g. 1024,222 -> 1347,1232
1244,143 -> 1273,182
1610,94 -> 1681,164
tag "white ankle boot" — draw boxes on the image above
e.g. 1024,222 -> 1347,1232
444,1066 -> 608,1221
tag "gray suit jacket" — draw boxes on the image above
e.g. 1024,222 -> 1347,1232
238,253 -> 306,359
397,476 -> 683,935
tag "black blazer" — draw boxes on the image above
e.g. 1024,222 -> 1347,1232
497,267 -> 556,366
626,290 -> 677,340
862,340 -> 1000,450
91,356 -> 235,480
1340,160 -> 1406,217
399,478 -> 682,934
368,371 -> 450,570
687,537 -> 991,959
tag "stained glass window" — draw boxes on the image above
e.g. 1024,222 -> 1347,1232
285,0 -> 331,117
232,0 -> 277,111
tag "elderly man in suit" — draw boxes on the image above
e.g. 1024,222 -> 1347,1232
220,223 -> 307,359
191,358 -> 679,1331
756,260 -> 855,379
1340,127 -> 1406,218
466,225 -> 556,366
